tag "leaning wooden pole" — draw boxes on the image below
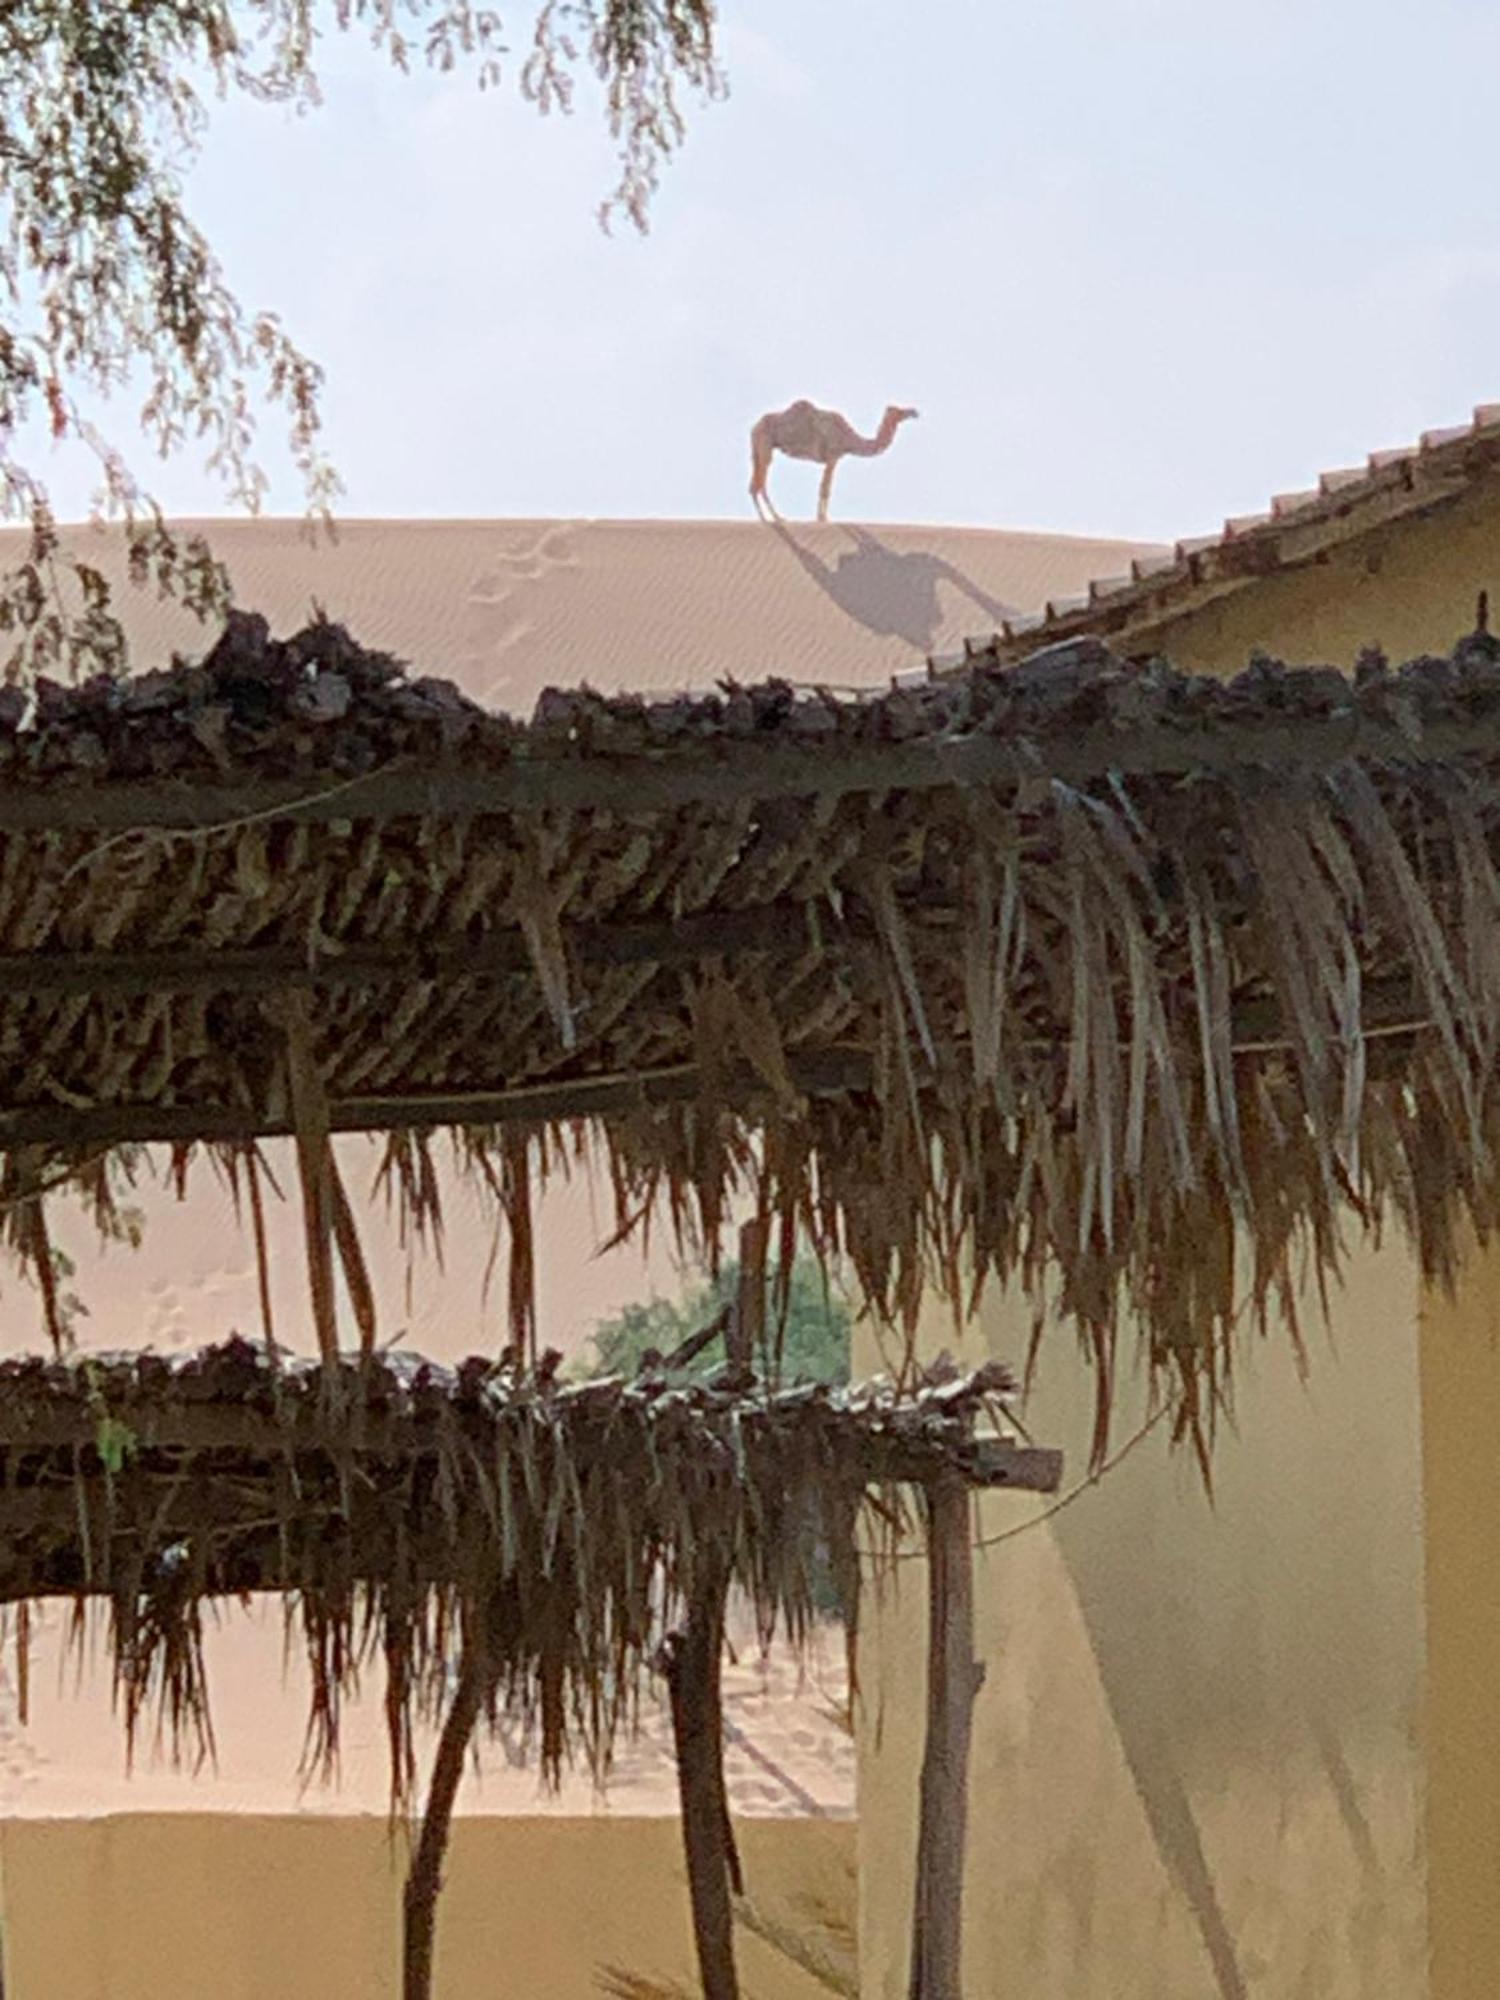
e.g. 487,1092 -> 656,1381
403,1647 -> 492,2000
908,1471 -> 982,2000
662,1564 -> 741,2000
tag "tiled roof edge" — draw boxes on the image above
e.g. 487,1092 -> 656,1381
927,401 -> 1500,676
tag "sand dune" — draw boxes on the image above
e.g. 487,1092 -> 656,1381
1,513 -> 1157,1817
0,514 -> 1158,707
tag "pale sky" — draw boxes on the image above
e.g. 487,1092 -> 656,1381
43,0 -> 1500,543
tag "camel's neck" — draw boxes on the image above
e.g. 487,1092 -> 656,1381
849,415 -> 901,457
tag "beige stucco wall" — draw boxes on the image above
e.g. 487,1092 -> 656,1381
1417,1234 -> 1500,2000
860,476 -> 1500,2000
0,1812 -> 854,1999
857,1245 -> 1427,2000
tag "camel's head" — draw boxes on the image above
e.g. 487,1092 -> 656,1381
886,405 -> 919,427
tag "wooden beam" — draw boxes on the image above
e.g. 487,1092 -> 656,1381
0,1048 -> 874,1151
655,1301 -> 734,1375
908,1471 -> 980,2000
0,913 -> 1434,1061
968,1437 -> 1063,1491
328,1149 -> 378,1359
4,699 -> 1500,837
0,1414 -> 1061,1496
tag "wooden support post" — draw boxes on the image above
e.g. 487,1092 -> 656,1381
908,1471 -> 981,2000
662,1564 -> 742,2000
403,1646 -> 493,2000
729,1216 -> 767,1377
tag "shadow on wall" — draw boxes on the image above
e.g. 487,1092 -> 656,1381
1042,1280 -> 1428,2000
771,524 -> 1016,653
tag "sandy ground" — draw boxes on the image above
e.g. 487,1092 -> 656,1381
0,513 -> 1157,1819
0,1599 -> 854,1821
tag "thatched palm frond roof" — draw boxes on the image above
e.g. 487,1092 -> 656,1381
0,1338 -> 1047,1795
3,613 -> 1500,1450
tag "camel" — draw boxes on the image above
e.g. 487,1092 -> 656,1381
749,400 -> 918,523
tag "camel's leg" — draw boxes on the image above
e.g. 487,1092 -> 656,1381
817,460 -> 835,523
751,449 -> 782,522
750,433 -> 776,520
753,482 -> 782,523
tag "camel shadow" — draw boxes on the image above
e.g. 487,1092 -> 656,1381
770,522 -> 1016,654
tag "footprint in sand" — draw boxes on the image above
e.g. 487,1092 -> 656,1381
464,522 -> 584,708
469,523 -> 583,598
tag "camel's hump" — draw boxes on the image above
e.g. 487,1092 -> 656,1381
757,399 -> 840,460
